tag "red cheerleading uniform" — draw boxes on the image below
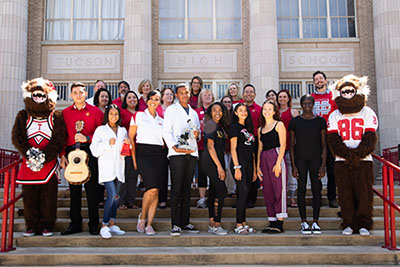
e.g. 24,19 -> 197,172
17,113 -> 58,184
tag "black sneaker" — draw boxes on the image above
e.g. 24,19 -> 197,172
300,222 -> 312,235
170,225 -> 181,237
182,223 -> 200,234
329,199 -> 339,208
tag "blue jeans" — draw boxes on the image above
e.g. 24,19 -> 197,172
103,179 -> 120,225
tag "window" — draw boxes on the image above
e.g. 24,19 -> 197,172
277,0 -> 356,39
159,0 -> 241,41
45,0 -> 125,41
54,81 -> 119,102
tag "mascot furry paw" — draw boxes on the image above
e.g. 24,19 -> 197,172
11,78 -> 66,236
327,75 -> 378,234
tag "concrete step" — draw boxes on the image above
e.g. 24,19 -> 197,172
4,217 -> 396,232
51,206 -> 385,219
3,185 -> 400,198
1,245 -> 399,265
12,195 -> 394,208
14,231 -> 392,248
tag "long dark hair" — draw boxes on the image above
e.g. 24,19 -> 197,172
232,103 -> 254,133
103,104 -> 122,126
277,89 -> 293,108
220,95 -> 233,127
93,88 -> 112,107
190,75 -> 203,95
204,102 -> 230,131
259,100 -> 280,128
265,89 -> 277,101
121,90 -> 139,110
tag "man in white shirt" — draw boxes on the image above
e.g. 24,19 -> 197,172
163,83 -> 201,236
86,80 -> 106,105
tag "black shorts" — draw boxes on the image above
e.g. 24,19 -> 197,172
136,144 -> 164,191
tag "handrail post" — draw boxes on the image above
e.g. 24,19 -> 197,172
7,167 -> 17,251
1,171 -> 9,252
388,168 -> 399,250
382,165 -> 390,248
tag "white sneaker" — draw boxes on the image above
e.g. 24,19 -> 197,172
359,228 -> 370,236
300,222 -> 312,235
109,225 -> 126,235
100,226 -> 112,239
311,222 -> 322,235
208,225 -> 214,233
211,226 -> 228,236
342,227 -> 353,235
196,198 -> 207,208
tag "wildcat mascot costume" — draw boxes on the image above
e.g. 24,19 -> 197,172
327,74 -> 378,235
12,78 -> 66,236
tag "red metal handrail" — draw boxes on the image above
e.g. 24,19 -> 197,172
0,159 -> 22,253
372,153 -> 400,251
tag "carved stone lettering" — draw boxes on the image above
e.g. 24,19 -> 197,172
164,50 -> 237,73
281,49 -> 355,72
47,51 -> 120,74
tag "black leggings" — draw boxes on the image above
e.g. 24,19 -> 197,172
197,150 -> 208,187
231,162 -> 253,223
295,157 -> 322,221
201,154 -> 227,223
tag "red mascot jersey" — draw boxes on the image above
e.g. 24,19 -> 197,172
17,113 -> 59,185
327,106 -> 378,161
311,91 -> 337,123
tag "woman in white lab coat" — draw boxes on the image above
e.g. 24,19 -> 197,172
90,104 -> 130,238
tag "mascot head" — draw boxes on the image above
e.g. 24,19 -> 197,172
22,78 -> 58,117
330,74 -> 370,114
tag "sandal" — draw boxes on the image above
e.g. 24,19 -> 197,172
119,204 -> 128,210
244,225 -> 256,233
234,226 -> 249,235
127,204 -> 139,209
289,202 -> 298,208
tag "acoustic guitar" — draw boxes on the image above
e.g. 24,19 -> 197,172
64,120 -> 91,185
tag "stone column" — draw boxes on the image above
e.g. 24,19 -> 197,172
373,1 -> 400,150
123,0 -> 152,91
0,0 -> 28,149
249,0 -> 279,104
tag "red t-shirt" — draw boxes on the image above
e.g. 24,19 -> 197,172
112,97 -> 123,108
62,104 -> 104,147
120,108 -> 136,132
311,91 -> 337,124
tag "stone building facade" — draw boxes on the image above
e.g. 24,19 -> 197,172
0,0 -> 398,153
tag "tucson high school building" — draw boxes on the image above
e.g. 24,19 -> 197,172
0,0 -> 398,153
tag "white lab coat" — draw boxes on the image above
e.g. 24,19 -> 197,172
163,102 -> 200,158
90,124 -> 127,184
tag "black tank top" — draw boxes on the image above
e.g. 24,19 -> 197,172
261,122 -> 280,151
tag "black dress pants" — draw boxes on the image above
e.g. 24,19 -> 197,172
66,145 -> 99,231
169,154 -> 197,227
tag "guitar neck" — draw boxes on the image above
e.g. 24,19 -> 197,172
76,130 -> 81,149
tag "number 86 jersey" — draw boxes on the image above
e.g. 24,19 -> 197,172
327,106 -> 378,161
